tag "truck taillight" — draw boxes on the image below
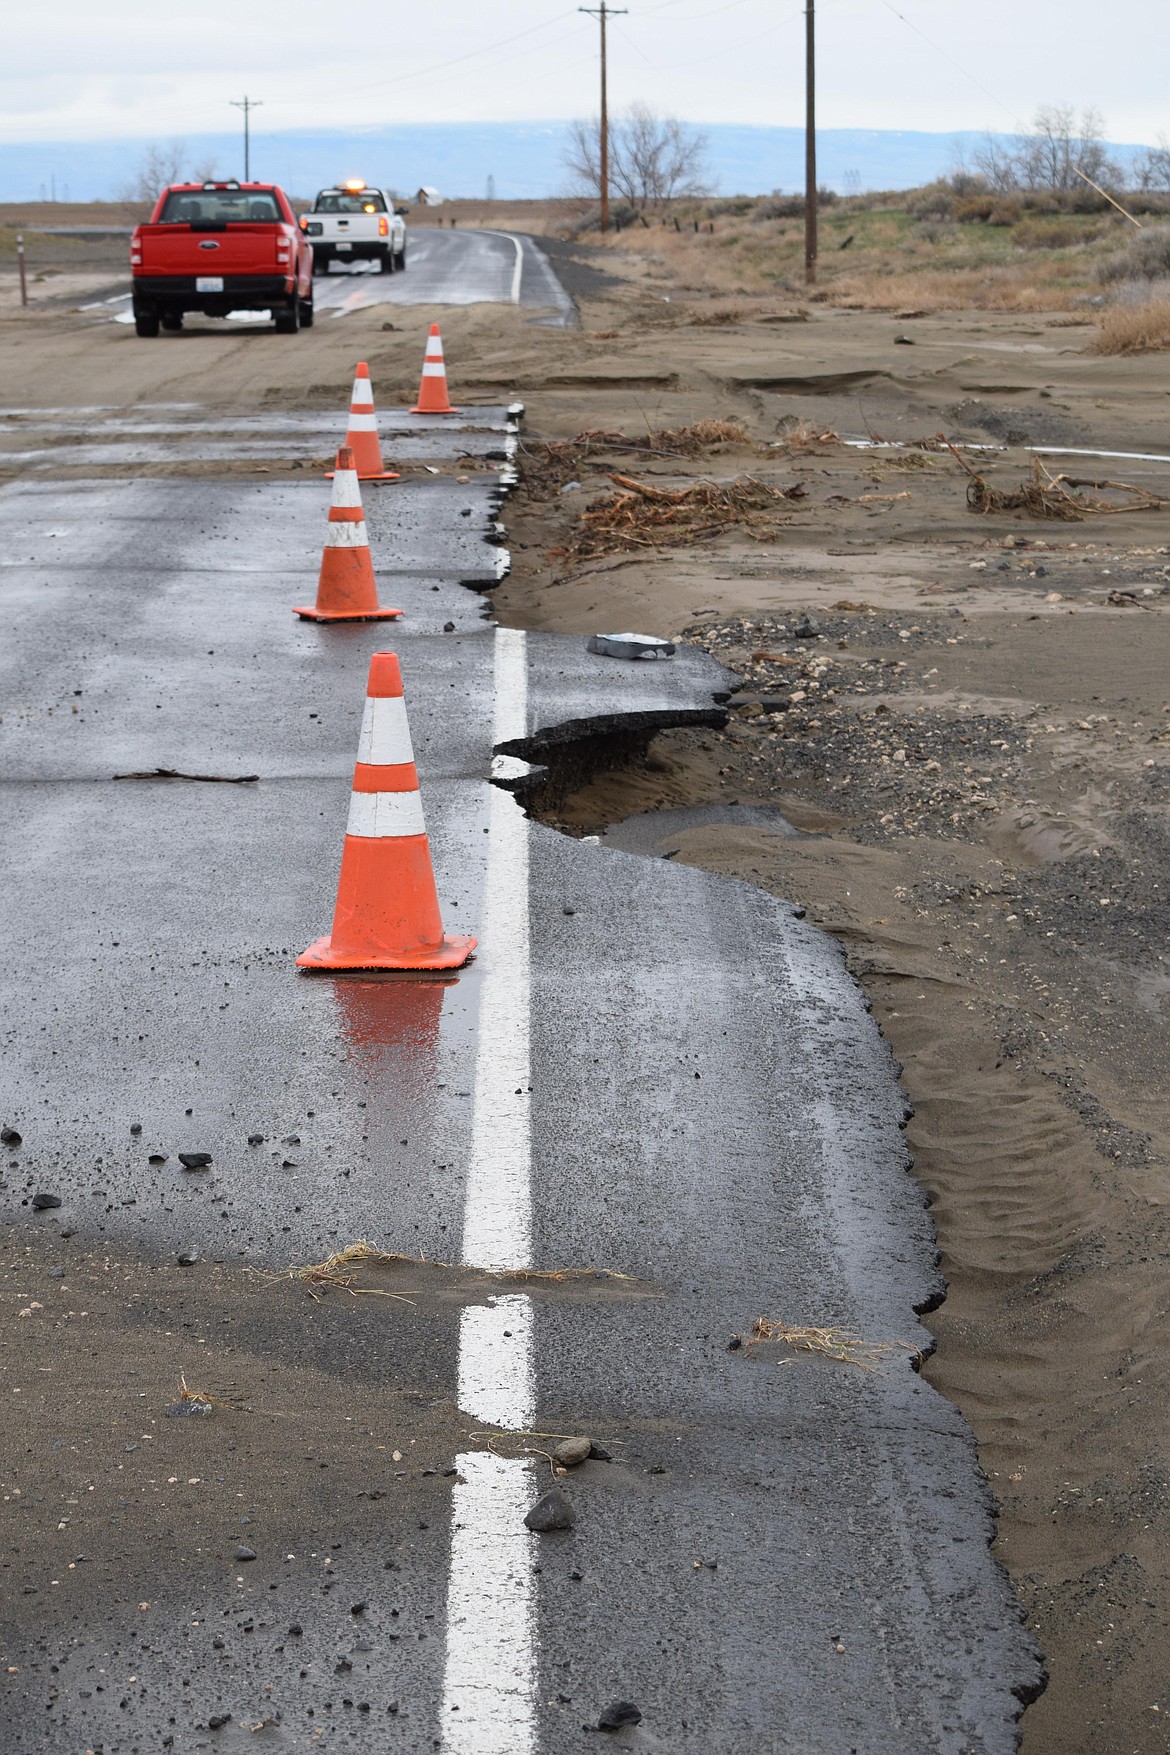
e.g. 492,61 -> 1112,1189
379,216 -> 389,237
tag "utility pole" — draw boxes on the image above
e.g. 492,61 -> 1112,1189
579,1 -> 627,233
804,0 -> 817,285
229,96 -> 263,182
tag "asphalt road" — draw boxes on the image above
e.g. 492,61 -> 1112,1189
88,227 -> 576,329
0,407 -> 1041,1750
313,229 -> 574,325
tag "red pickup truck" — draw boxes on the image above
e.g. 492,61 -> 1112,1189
130,180 -> 314,337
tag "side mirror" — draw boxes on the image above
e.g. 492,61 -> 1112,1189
394,205 -> 410,216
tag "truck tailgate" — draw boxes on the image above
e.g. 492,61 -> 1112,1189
137,225 -> 284,275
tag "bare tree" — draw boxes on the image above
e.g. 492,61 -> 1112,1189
972,132 -> 1022,193
1133,135 -> 1170,192
564,117 -> 603,202
564,105 -> 709,210
1016,105 -> 1118,191
121,141 -> 189,205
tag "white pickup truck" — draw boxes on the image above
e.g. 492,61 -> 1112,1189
300,181 -> 408,274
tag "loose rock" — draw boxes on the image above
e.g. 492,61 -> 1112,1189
176,1248 -> 199,1267
234,1544 -> 257,1562
524,1489 -> 576,1532
167,1400 -> 213,1419
178,1152 -> 212,1170
31,1192 -> 61,1211
553,1436 -> 592,1469
1,1127 -> 21,1146
598,1700 -> 642,1731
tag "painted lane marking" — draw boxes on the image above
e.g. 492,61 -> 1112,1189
461,627 -> 531,1273
476,230 -> 524,304
443,1453 -> 536,1751
441,626 -> 535,1755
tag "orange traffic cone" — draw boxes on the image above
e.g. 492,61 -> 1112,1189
293,448 -> 403,623
411,324 -> 457,414
329,362 -> 399,481
298,652 -> 477,972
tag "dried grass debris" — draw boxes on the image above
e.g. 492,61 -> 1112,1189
554,471 -> 805,561
290,1240 -> 420,1302
736,1317 -> 920,1374
519,420 -> 752,500
285,1240 -> 636,1301
946,441 -> 1165,521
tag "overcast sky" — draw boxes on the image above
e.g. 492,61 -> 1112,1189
2,0 -> 1162,146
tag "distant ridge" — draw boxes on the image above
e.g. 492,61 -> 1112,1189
0,122 -> 1151,205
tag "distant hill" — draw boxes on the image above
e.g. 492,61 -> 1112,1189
0,122 -> 1150,205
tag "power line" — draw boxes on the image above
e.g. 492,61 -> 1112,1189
267,11 -> 584,110
872,0 -> 1027,134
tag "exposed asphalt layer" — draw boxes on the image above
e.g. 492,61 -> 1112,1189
0,406 -> 1041,1750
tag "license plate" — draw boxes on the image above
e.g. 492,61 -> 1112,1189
336,242 -> 352,252
195,276 -> 224,292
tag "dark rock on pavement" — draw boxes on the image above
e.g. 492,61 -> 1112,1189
598,1700 -> 642,1731
525,1488 -> 576,1532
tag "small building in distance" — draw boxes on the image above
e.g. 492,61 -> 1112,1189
415,186 -> 443,206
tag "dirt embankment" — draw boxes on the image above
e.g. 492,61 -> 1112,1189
488,246 -> 1170,1755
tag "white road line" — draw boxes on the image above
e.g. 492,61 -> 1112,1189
477,230 -> 524,304
441,626 -> 536,1755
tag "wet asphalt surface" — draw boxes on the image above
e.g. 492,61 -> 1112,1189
78,227 -> 576,333
0,399 -> 1040,1750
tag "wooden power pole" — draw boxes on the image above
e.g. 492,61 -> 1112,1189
580,1 -> 627,232
804,0 -> 817,284
229,96 -> 263,182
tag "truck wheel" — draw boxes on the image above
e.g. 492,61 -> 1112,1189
299,290 -> 315,328
395,242 -> 407,271
161,313 -> 183,332
134,311 -> 160,338
377,249 -> 394,275
274,297 -> 300,334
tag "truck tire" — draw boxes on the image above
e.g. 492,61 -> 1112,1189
395,240 -> 407,271
299,288 -> 315,328
377,248 -> 393,275
274,297 -> 300,334
134,310 -> 160,338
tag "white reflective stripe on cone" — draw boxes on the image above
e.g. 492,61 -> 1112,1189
323,520 -> 370,548
426,339 -> 445,357
346,789 -> 426,839
421,363 -> 446,376
356,695 -> 414,767
351,380 -> 375,406
345,411 -> 378,432
331,470 -> 363,507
